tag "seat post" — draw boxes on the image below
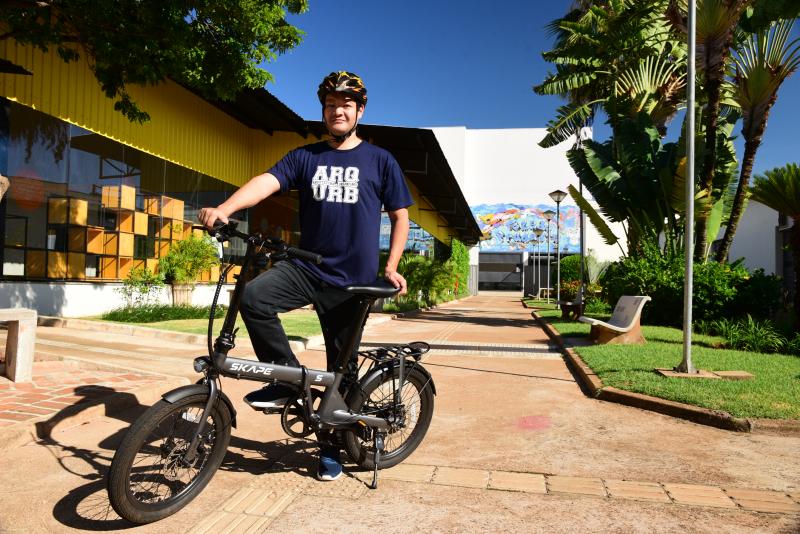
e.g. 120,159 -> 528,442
333,297 -> 374,374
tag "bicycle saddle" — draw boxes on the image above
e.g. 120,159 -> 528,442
344,280 -> 401,298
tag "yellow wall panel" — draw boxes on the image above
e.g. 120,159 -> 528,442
0,40 -> 306,186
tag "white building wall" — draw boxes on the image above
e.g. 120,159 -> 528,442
0,282 -> 234,317
723,201 -> 779,274
432,127 -> 626,263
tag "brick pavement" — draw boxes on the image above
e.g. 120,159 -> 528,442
185,457 -> 800,533
0,360 -> 164,428
0,299 -> 800,532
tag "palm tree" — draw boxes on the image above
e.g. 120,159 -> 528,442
715,20 -> 800,262
667,0 -> 751,261
534,0 -> 680,148
750,164 -> 800,326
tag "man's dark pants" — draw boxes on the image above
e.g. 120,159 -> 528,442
238,260 -> 365,449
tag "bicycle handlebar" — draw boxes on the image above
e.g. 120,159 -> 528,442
208,221 -> 323,265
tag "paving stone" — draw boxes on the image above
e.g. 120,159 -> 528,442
604,479 -> 670,503
380,463 -> 436,483
488,471 -> 547,494
302,475 -> 368,498
225,514 -> 274,534
723,487 -> 796,504
247,492 -> 297,517
547,475 -> 607,497
713,370 -> 754,381
224,488 -> 267,514
187,511 -> 237,534
791,492 -> 800,504
433,466 -> 489,489
733,499 -> 800,514
663,484 -> 737,508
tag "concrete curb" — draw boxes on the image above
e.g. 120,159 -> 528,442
38,296 -> 476,352
531,310 -> 800,436
39,315 -> 309,354
0,357 -> 189,449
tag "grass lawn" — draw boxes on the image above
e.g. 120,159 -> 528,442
91,310 -> 323,341
536,309 -> 800,420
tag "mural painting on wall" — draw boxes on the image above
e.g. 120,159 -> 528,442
472,203 -> 580,253
380,215 -> 433,253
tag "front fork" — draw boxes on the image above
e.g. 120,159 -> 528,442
181,377 -> 219,464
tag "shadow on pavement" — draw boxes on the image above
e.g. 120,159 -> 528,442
42,392 -> 322,531
426,362 -> 576,383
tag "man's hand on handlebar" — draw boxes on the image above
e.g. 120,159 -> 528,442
384,269 -> 408,296
198,207 -> 229,230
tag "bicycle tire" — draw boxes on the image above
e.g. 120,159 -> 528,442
107,394 -> 231,524
343,365 -> 434,470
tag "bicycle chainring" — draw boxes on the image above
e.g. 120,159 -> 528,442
280,389 -> 323,439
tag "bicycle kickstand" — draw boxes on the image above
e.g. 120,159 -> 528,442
370,431 -> 385,490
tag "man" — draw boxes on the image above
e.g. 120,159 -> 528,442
198,71 -> 412,481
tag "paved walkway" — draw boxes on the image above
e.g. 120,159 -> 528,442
0,294 -> 798,533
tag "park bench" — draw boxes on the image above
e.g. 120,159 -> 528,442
0,308 -> 37,382
578,295 -> 651,344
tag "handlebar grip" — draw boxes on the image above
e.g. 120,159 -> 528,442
286,247 -> 323,265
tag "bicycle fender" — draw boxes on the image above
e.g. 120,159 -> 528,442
359,361 -> 437,396
161,384 -> 238,428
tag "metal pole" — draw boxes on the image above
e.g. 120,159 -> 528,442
677,0 -> 697,374
580,182 -> 585,302
546,221 -> 552,304
556,201 -> 561,308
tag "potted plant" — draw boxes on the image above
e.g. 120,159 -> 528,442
157,235 -> 220,305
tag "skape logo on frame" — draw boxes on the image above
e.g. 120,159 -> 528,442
229,363 -> 274,376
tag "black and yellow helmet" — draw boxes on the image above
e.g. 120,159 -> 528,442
317,71 -> 368,107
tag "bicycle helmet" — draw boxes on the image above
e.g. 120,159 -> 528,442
317,71 -> 368,107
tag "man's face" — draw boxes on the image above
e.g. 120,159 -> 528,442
323,93 -> 364,136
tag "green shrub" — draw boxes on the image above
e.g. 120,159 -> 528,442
558,254 -> 582,283
726,315 -> 786,354
729,269 -> 784,320
158,235 -> 220,284
116,267 -> 164,307
601,242 -> 749,326
786,333 -> 800,356
382,300 -> 420,313
103,304 -> 226,323
559,280 -> 582,301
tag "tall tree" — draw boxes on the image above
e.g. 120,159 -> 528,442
667,0 -> 751,261
0,0 -> 308,122
534,0 -> 681,148
715,19 -> 800,262
749,163 -> 800,326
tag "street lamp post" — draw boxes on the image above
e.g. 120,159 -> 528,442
542,210 -> 555,303
549,190 -> 567,308
533,227 -> 543,296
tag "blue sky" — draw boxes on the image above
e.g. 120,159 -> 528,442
263,1 -> 800,175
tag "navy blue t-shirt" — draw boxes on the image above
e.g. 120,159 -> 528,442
268,141 -> 413,287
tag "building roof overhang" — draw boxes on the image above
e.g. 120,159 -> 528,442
204,87 -> 314,138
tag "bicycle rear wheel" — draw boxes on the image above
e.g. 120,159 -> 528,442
107,394 -> 231,524
343,365 -> 434,470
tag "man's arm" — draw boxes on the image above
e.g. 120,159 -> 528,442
197,173 -> 281,229
384,207 -> 410,295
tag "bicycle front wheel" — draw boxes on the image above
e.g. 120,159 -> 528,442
107,394 -> 231,524
343,365 -> 434,470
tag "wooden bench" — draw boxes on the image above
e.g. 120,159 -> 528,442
578,296 -> 651,344
0,308 -> 37,382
